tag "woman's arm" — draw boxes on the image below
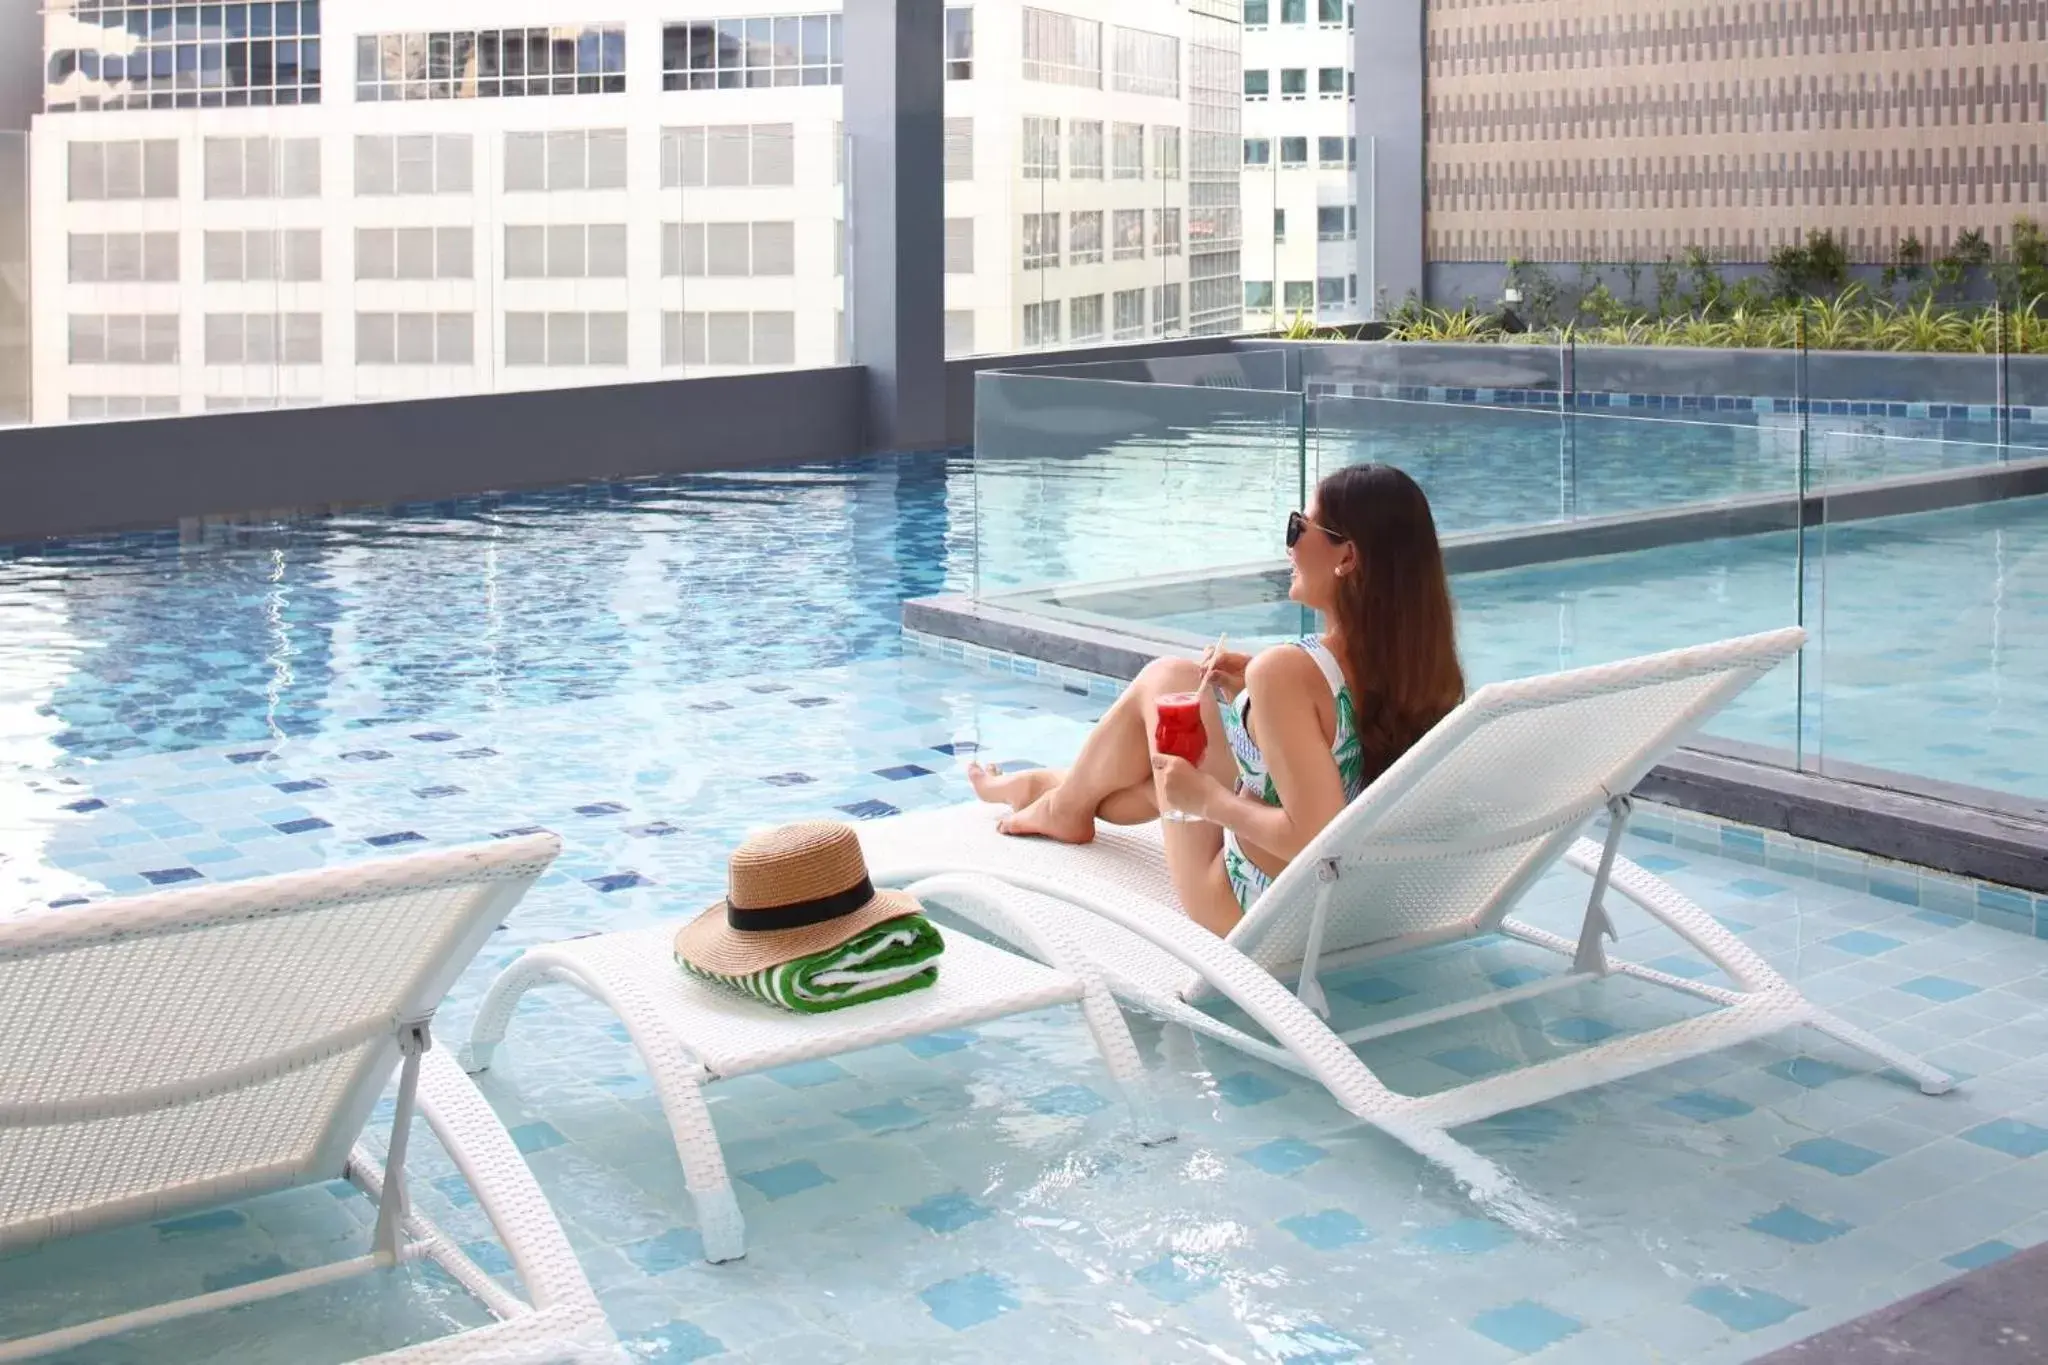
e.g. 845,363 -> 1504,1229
1190,648 -> 1348,860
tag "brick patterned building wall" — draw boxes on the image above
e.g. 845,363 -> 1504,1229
1424,0 -> 2048,264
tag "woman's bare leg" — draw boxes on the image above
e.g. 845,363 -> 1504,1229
971,763 -> 1160,825
999,657 -> 1203,842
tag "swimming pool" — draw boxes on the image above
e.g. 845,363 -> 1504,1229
6,449 -> 2048,1365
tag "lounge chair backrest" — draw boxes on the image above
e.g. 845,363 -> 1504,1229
1214,628 -> 1804,985
0,834 -> 559,1253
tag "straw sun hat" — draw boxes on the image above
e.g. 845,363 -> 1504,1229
674,821 -> 922,976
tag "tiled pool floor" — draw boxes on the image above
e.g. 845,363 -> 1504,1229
8,654 -> 2048,1365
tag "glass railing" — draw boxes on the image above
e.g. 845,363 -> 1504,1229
967,343 -> 2048,816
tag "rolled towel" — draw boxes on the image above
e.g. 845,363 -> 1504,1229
678,913 -> 945,1014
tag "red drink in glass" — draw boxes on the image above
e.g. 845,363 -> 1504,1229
1154,693 -> 1208,822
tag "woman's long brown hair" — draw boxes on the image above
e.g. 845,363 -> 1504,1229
1313,463 -> 1465,783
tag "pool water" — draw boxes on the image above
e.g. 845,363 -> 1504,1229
5,450 -> 2048,1365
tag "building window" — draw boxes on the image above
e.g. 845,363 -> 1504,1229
69,396 -> 181,420
1153,127 -> 1180,179
1273,209 -> 1285,239
1317,206 -> 1348,241
203,136 -> 319,198
204,313 -> 322,365
1021,300 -> 1061,348
1070,294 -> 1104,344
505,224 -> 629,278
1244,0 -> 1269,23
1069,120 -> 1104,179
662,15 -> 836,90
505,128 -> 628,191
1022,213 -> 1061,270
1070,211 -> 1103,265
1283,280 -> 1313,310
69,232 -> 179,283
1243,138 -> 1270,166
944,310 -> 974,357
1021,8 -> 1100,88
944,117 -> 974,180
207,229 -> 322,281
946,7 -> 973,79
68,315 -> 180,365
1153,208 -> 1181,257
356,313 -> 474,365
1280,137 -> 1307,166
45,3 -> 322,112
1281,0 -> 1306,21
67,141 -> 178,201
1111,27 -> 1177,98
1349,273 -> 1357,300
1243,70 -> 1267,100
1111,123 -> 1143,179
358,25 -> 624,100
1112,288 -> 1144,340
1112,210 -> 1145,261
662,312 -> 795,367
1244,280 -> 1274,310
354,227 -> 471,280
661,222 -> 797,277
944,218 -> 974,274
1318,136 -> 1345,167
506,312 -> 628,366
1318,0 -> 1344,20
1318,67 -> 1344,97
1348,136 -> 1357,164
355,134 -> 473,195
1022,117 -> 1061,179
1151,283 -> 1180,335
1279,68 -> 1305,100
1318,276 -> 1346,307
662,124 -> 795,187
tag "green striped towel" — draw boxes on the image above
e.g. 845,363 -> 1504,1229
678,914 -> 945,1014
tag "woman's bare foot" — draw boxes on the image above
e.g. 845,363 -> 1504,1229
967,761 -> 1056,811
996,792 -> 1097,843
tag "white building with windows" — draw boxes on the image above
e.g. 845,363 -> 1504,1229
28,0 -> 1239,423
1238,0 -> 1356,328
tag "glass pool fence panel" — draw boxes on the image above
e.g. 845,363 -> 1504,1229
2010,353 -> 2048,454
1306,392 -> 1575,532
1295,339 -> 1565,405
970,370 -> 1305,633
1806,429 -> 2046,810
1804,344 -> 2005,471
1009,347 -> 1290,390
2,133 -> 26,429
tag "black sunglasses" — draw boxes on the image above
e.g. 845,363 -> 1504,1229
1286,511 -> 1346,549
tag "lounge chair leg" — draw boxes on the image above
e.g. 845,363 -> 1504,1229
1805,1007 -> 1956,1096
372,1019 -> 432,1265
1572,796 -> 1630,974
690,1184 -> 747,1265
1074,982 -> 1175,1145
463,952 -> 553,1073
641,1058 -> 748,1262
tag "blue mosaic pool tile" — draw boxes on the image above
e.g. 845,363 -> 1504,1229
837,799 -> 902,821
1429,1046 -> 1512,1078
1216,1071 -> 1288,1107
930,742 -> 981,755
739,1160 -> 833,1200
273,817 -> 331,834
919,1271 -> 1019,1330
1659,1090 -> 1755,1123
340,749 -> 392,762
626,821 -> 682,838
365,831 -> 424,848
1726,877 -> 1788,899
1486,966 -> 1546,989
492,825 -> 550,839
1960,1119 -> 2048,1158
623,1227 -> 705,1275
1897,975 -> 1981,1002
1336,975 -> 1414,1005
1688,1284 -> 1805,1332
574,801 -> 626,817
1648,954 -> 1717,980
1470,1301 -> 1582,1354
202,1254 -> 291,1294
766,1059 -> 850,1089
1134,1256 -> 1218,1305
225,750 -> 273,765
139,866 -> 202,886
762,772 -> 815,787
1911,909 -> 1968,929
907,1193 -> 994,1235
1765,1056 -> 1859,1089
586,871 -> 651,894
456,1240 -> 513,1277
875,764 -> 934,781
1747,1205 -> 1853,1245
842,1099 -> 924,1133
1828,930 -> 1905,956
454,748 -> 498,759
411,731 -> 461,743
429,1173 -> 475,1209
1242,1138 -> 1328,1176
630,1320 -> 727,1363
1027,1084 -> 1110,1117
1784,1137 -> 1888,1176
155,1208 -> 246,1238
1279,1209 -> 1372,1251
1410,1218 -> 1513,1255
272,779 -> 326,794
414,784 -> 465,799
507,1121 -> 565,1155
1548,1016 -> 1621,1044
1867,877 -> 1921,907
1469,1105 -> 1575,1145
61,797 -> 106,813
1945,1240 -> 2019,1271
903,1030 -> 975,1058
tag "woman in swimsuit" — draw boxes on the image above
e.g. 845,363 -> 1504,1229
967,463 -> 1465,935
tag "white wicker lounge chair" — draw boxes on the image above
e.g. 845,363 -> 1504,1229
464,902 -> 1171,1265
0,834 -> 619,1365
855,627 -> 1956,1199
